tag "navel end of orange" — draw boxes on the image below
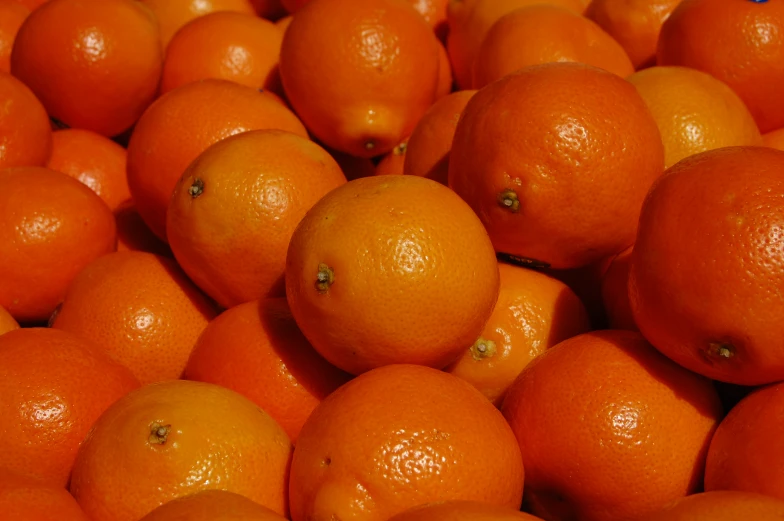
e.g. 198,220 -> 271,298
316,263 -> 335,293
470,337 -> 497,361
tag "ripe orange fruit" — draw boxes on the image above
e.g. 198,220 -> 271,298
473,4 -> 634,89
0,167 -> 116,323
628,146 -> 784,386
657,0 -> 784,133
638,491 -> 784,521
446,0 -> 587,89
45,128 -> 130,211
279,0 -> 441,157
627,66 -> 763,168
11,0 -> 163,137
411,0 -> 450,40
445,261 -> 591,406
763,127 -> 784,151
285,175 -> 500,375
449,62 -> 664,269
404,89 -> 476,185
114,200 -> 172,256
8,0 -> 47,11
704,381 -> 784,499
0,469 -> 90,521
289,364 -> 524,521
185,298 -> 352,442
501,330 -> 723,521
140,0 -> 256,49
600,246 -> 637,331
126,78 -> 308,241
139,490 -> 289,521
436,39 -> 454,96
0,328 -> 140,486
167,130 -> 346,308
0,72 -> 52,170
160,12 -> 283,95
585,0 -> 681,70
0,2 -> 28,73
0,306 -> 19,336
70,380 -> 292,521
389,501 -> 545,521
374,140 -> 408,176
51,251 -> 218,385
275,14 -> 292,32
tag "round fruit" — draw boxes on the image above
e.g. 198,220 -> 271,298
0,468 -> 90,521
600,246 -> 637,331
285,175 -> 500,375
0,306 -> 19,336
139,490 -> 288,521
374,140 -> 408,176
0,72 -> 52,170
0,2 -> 29,73
764,127 -> 784,151
628,146 -> 784,385
140,0 -> 256,48
637,491 -> 784,521
388,500 -> 545,521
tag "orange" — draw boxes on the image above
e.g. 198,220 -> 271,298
285,175 -> 500,375
275,14 -> 293,32
184,298 -> 352,442
289,364 -> 524,521
473,4 -> 634,89
542,256 -> 613,330
51,251 -> 218,385
374,140 -> 408,176
628,146 -> 784,386
0,2 -> 28,73
657,0 -> 784,133
600,246 -> 637,331
0,306 -> 19,336
0,72 -> 52,169
445,261 -> 591,407
328,148 -> 377,180
501,330 -> 723,521
0,468 -> 90,521
70,380 -> 292,521
0,167 -> 116,323
160,11 -> 283,95
446,0 -> 588,89
627,66 -> 763,168
9,0 -> 48,10
389,501 -> 545,521
139,490 -> 289,521
11,0 -> 162,137
638,491 -> 784,521
249,0 -> 286,19
586,0 -> 681,70
114,200 -> 172,256
403,89 -> 476,185
704,381 -> 784,499
449,62 -> 664,269
167,130 -> 346,308
0,328 -> 140,486
45,128 -> 130,211
411,0 -> 450,40
126,78 -> 308,241
140,0 -> 256,49
436,39 -> 454,97
763,127 -> 784,151
279,0 -> 441,157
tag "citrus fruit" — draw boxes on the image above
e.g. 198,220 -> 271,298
114,200 -> 172,256
0,468 -> 90,521
0,2 -> 28,73
600,246 -> 637,331
638,491 -> 784,521
388,500 -> 545,521
140,0 -> 256,48
763,127 -> 784,151
0,71 -> 52,170
0,306 -> 19,336
374,140 -> 408,176
139,490 -> 289,521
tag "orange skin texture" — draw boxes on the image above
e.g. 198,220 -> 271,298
160,12 -> 283,95
473,4 -> 634,89
0,328 -> 140,487
448,62 -> 665,270
0,2 -> 28,73
763,127 -> 784,151
51,251 -> 218,385
0,167 -> 117,323
140,490 -> 289,521
0,306 -> 19,336
586,0 -> 681,70
501,330 -> 723,521
657,0 -> 784,133
126,78 -> 308,241
628,146 -> 784,386
628,66 -> 763,169
285,175 -> 500,375
0,469 -> 90,521
289,364 -> 524,521
114,200 -> 173,256
600,246 -> 637,331
167,130 -> 346,308
45,128 -> 130,211
0,72 -> 52,170
446,0 -> 587,89
445,261 -> 591,407
374,140 -> 408,176
705,382 -> 784,499
140,0 -> 256,49
9,0 -> 48,9
279,0 -> 441,158
639,491 -> 784,521
69,380 -> 293,521
389,501 -> 545,521
185,298 -> 352,442
436,40 -> 454,98
10,0 -> 163,137
404,89 -> 476,185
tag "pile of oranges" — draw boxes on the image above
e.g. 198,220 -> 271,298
1,0 -> 784,519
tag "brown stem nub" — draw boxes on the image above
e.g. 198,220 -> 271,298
189,178 -> 204,198
364,140 -> 376,151
393,142 -> 407,156
497,189 -> 520,212
315,263 -> 335,293
470,338 -> 497,361
148,422 -> 171,445
708,342 -> 736,360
